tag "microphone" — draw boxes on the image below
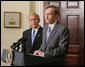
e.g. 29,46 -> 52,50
11,38 -> 27,50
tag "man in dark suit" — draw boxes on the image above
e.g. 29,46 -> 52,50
21,13 -> 42,54
34,5 -> 70,66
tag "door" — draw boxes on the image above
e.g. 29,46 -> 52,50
44,1 -> 84,66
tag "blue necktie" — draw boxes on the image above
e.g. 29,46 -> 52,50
32,30 -> 36,45
46,27 -> 51,42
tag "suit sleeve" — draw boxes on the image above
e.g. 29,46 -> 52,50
44,27 -> 70,57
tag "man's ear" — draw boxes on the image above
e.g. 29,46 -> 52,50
56,14 -> 59,18
38,19 -> 40,23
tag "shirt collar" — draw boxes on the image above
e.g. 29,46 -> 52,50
48,20 -> 57,30
32,25 -> 40,31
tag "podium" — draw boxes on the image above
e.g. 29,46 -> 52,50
2,49 -> 65,66
24,53 -> 62,66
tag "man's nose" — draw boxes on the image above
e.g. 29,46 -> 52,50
33,20 -> 36,23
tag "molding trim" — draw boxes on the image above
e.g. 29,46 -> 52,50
36,1 -> 44,27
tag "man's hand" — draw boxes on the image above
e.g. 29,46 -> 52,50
33,50 -> 44,56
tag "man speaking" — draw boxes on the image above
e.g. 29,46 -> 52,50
34,5 -> 70,66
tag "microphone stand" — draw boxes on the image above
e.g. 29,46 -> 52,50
11,37 -> 26,52
11,42 -> 20,52
16,46 -> 20,52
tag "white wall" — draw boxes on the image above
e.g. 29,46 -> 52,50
1,1 -> 30,66
36,1 -> 44,27
1,1 -> 44,66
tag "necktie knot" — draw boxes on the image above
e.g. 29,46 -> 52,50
33,30 -> 35,36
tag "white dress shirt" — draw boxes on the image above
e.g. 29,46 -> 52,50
48,19 -> 57,31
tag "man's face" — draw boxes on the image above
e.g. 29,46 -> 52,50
29,15 -> 40,29
45,8 -> 58,24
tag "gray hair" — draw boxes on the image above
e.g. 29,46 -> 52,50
28,13 -> 40,20
45,5 -> 60,15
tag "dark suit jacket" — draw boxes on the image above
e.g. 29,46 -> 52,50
22,26 -> 43,54
39,22 -> 70,65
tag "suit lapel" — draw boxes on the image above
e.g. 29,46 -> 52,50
41,25 -> 48,51
44,22 -> 59,49
43,25 -> 48,45
26,29 -> 32,49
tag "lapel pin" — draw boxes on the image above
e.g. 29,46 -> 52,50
38,35 -> 40,36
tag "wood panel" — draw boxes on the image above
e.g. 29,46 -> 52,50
67,45 -> 79,54
68,15 -> 79,44
44,1 -> 84,66
67,1 -> 79,8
